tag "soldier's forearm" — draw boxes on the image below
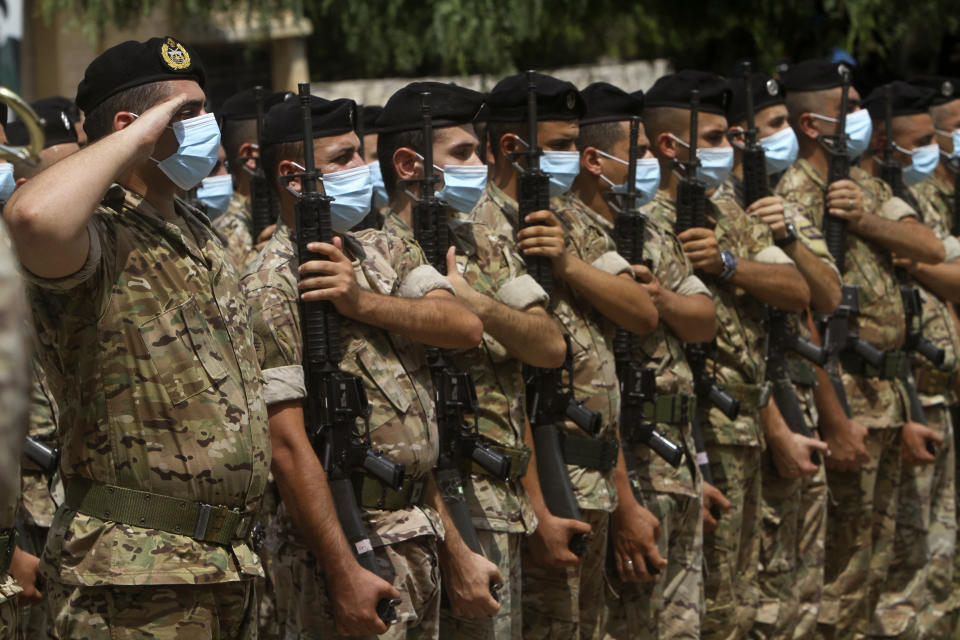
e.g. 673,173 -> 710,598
910,260 -> 960,303
658,291 -> 716,343
856,216 -> 945,265
353,289 -> 483,349
561,257 -> 658,335
728,260 -> 811,311
784,243 -> 842,312
475,301 -> 566,369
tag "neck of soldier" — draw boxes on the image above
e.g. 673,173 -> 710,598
491,156 -> 520,203
797,133 -> 830,181
731,149 -> 745,180
572,173 -> 615,225
117,164 -> 179,220
234,169 -> 252,199
392,185 -> 417,228
858,148 -> 881,180
934,155 -> 955,184
658,156 -> 680,203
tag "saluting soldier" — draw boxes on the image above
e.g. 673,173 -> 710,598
242,93 -> 484,639
642,69 -> 813,639
3,37 -> 272,638
776,60 -> 945,639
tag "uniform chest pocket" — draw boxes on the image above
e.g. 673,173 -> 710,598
354,347 -> 412,422
139,298 -> 230,406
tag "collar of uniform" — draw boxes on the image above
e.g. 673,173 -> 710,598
796,157 -> 828,190
174,195 -> 212,227
930,169 -> 955,197
569,192 -> 614,232
385,210 -> 412,235
486,181 -> 520,230
720,173 -> 745,207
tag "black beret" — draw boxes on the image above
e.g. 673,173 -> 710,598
779,60 -> 853,92
727,73 -> 785,124
907,76 -> 960,106
375,81 -> 486,134
261,95 -> 356,145
76,36 -> 205,114
216,87 -> 289,124
862,81 -> 937,121
644,70 -> 732,115
486,72 -> 585,123
580,82 -> 643,124
360,105 -> 383,133
7,96 -> 79,147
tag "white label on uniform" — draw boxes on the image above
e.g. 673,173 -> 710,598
356,539 -> 373,555
696,452 -> 709,466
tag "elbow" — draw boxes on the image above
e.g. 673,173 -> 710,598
454,308 -> 484,349
812,281 -> 842,314
923,240 -> 947,265
626,303 -> 659,336
4,195 -> 41,237
535,325 -> 568,369
783,272 -> 811,312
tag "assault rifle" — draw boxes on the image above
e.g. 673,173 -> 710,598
514,71 -> 600,556
287,83 -> 403,625
878,85 -> 944,446
248,86 -> 280,242
738,62 -> 824,463
408,92 -> 509,598
674,90 -> 740,493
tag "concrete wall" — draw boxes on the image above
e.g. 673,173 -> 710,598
310,58 -> 673,106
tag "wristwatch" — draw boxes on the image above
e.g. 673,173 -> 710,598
774,221 -> 798,248
719,250 -> 738,280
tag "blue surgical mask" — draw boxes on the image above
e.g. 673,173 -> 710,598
512,136 -> 580,196
368,160 -> 389,209
596,150 -> 660,206
898,143 -> 941,186
314,164 -> 373,233
759,127 -> 799,175
812,108 -> 873,159
149,113 -> 221,190
935,128 -> 960,161
437,164 -> 488,213
196,174 -> 233,217
669,134 -> 735,188
0,164 -> 14,203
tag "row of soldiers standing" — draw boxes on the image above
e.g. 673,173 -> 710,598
2,34 -> 960,640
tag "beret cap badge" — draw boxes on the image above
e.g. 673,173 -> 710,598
161,38 -> 191,71
766,79 -> 778,96
943,80 -> 954,97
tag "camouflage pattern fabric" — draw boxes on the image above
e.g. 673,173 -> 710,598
20,359 -> 59,529
21,185 -> 270,589
212,190 -> 260,275
603,214 -> 709,639
270,533 -> 441,640
46,579 -> 256,639
439,530 -> 523,639
471,184 -> 623,512
0,599 -> 18,640
521,508 -> 610,640
604,491 -> 703,640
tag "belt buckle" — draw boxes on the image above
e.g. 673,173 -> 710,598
194,503 -> 213,541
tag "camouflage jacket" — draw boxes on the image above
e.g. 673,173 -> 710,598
645,188 -> 795,447
0,219 -> 29,604
611,210 -> 712,499
23,184 -> 270,586
914,170 -> 957,235
212,191 -> 259,276
908,182 -> 960,406
242,217 -> 452,547
472,183 -> 623,512
19,358 -> 60,528
776,160 -> 909,428
383,212 -> 544,533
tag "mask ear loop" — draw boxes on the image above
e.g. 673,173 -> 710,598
666,134 -> 694,182
397,151 -> 442,204
725,127 -> 747,152
505,135 -> 531,174
277,162 -> 325,200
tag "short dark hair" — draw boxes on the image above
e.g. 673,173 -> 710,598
577,121 -> 626,155
222,118 -> 258,175
82,81 -> 170,142
261,140 -> 304,191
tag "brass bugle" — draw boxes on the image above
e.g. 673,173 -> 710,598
0,87 -> 44,167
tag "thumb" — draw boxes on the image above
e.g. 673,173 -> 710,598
446,245 -> 458,274
567,518 -> 593,535
928,429 -> 946,445
332,235 -> 344,251
808,437 -> 830,453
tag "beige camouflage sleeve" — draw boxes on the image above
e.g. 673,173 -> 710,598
496,234 -> 548,310
390,234 -> 456,299
245,280 -> 306,406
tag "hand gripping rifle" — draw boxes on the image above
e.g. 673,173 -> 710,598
248,86 -> 281,242
673,90 -> 740,494
408,92 -> 509,598
738,63 -> 825,463
878,85 -> 944,442
513,71 -> 601,557
287,83 -> 404,625
611,117 -> 685,472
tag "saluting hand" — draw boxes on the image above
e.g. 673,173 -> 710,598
126,92 -> 190,162
678,228 -> 723,275
299,236 -> 363,319
517,210 -> 568,274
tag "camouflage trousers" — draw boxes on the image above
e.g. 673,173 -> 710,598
912,403 -> 957,640
752,390 -> 828,640
270,535 -> 440,640
46,579 -> 256,639
818,427 -> 902,640
521,508 -> 609,640
0,598 -> 16,640
255,480 -> 280,640
439,529 -> 522,639
17,522 -> 52,639
603,490 -> 703,640
702,443 -> 762,640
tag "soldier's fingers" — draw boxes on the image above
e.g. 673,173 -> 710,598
256,223 -> 277,244
928,430 -> 946,445
298,275 -> 343,290
631,551 -> 653,582
567,518 -> 593,535
305,241 -> 347,262
445,245 -> 458,275
677,228 -> 710,242
702,507 -> 718,532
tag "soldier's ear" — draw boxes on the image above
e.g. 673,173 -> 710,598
657,132 -> 678,160
581,147 -> 603,176
499,133 -> 519,159
797,113 -> 820,141
277,159 -> 302,193
113,111 -> 137,133
393,147 -> 420,182
237,142 -> 258,172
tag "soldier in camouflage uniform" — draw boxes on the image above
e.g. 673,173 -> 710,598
723,72 -> 844,640
913,75 -> 960,636
566,82 -> 718,640
477,72 -> 664,639
213,87 -> 287,273
375,81 -> 570,638
3,37 -> 272,638
776,60 -> 946,639
642,70 -> 815,640
860,81 -> 960,639
243,93 -> 486,639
